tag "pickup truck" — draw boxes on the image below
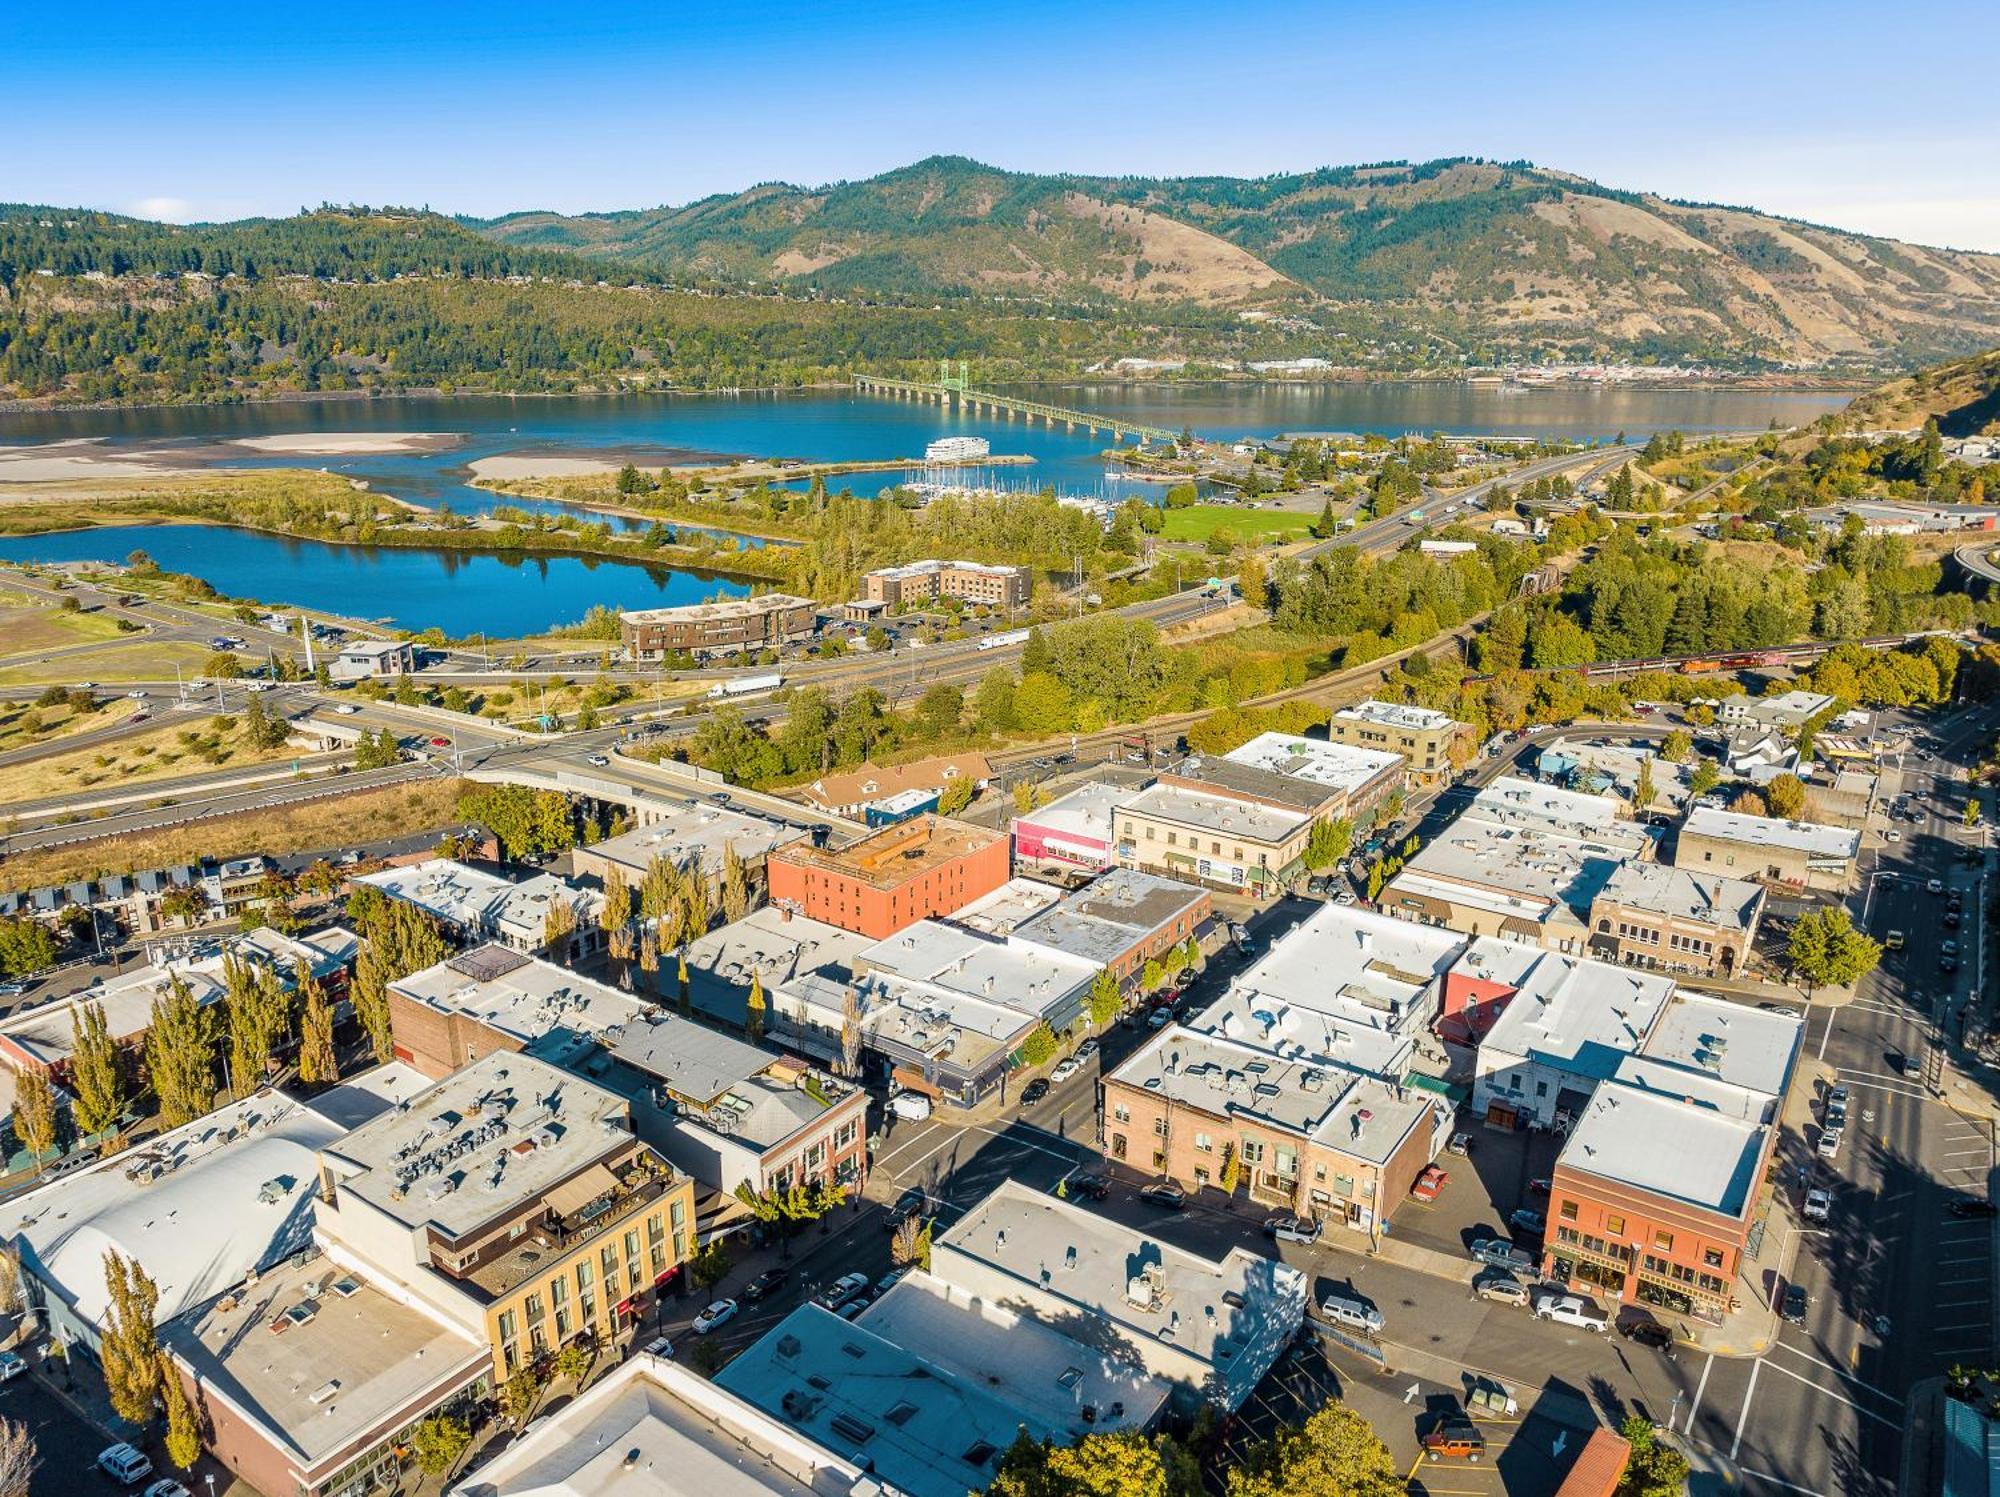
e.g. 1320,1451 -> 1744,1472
1532,1293 -> 1609,1333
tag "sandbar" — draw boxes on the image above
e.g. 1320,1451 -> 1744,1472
227,432 -> 461,455
0,439 -> 191,483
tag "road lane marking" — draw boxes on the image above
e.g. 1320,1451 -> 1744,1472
1767,1341 -> 1905,1405
1680,1351 -> 1714,1434
1730,1358 -> 1762,1460
1754,1356 -> 1901,1427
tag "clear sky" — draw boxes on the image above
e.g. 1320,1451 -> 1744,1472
12,0 -> 1999,250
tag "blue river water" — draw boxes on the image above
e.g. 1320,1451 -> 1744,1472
0,384 -> 1851,637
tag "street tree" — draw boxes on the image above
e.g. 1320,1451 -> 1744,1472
0,918 -> 57,979
1765,773 -> 1806,820
161,1351 -> 200,1469
12,1068 -> 57,1171
1087,966 -> 1122,1027
1617,1415 -> 1690,1497
1660,728 -> 1693,763
1304,817 -> 1353,871
542,897 -> 577,955
936,776 -> 975,815
990,1429 -> 1173,1497
100,1250 -> 161,1426
1020,1022 -> 1058,1068
1141,957 -> 1166,994
67,1001 -> 127,1141
351,900 -> 446,1063
746,969 -> 766,1043
1688,759 -> 1721,797
721,844 -> 749,923
412,1413 -> 473,1478
1788,907 -> 1882,993
0,1417 -> 39,1497
1224,1401 -> 1401,1497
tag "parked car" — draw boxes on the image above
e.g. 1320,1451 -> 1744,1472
1946,909 -> 1963,929
1422,1420 -> 1486,1462
692,1299 -> 738,1334
0,1351 -> 24,1381
1264,1215 -> 1322,1246
1950,1197 -> 2000,1219
1020,1078 -> 1051,1105
1782,1283 -> 1810,1324
141,1482 -> 190,1497
1051,1058 -> 1081,1083
1075,1038 -> 1099,1060
814,1273 -> 871,1311
1928,878 -> 1945,895
1532,1293 -> 1608,1333
1509,1207 -> 1546,1237
889,1092 -> 933,1121
1885,930 -> 1906,949
887,1188 -> 937,1229
1825,1084 -> 1849,1127
1146,1009 -> 1173,1029
742,1267 -> 791,1302
97,1445 -> 154,1485
1138,1181 -> 1187,1210
1447,1132 -> 1472,1156
1803,1187 -> 1833,1223
1470,1238 -> 1535,1273
875,1268 -> 909,1297
1410,1165 -> 1448,1202
1474,1273 -> 1530,1307
1618,1316 -> 1674,1350
641,1335 -> 675,1358
1818,1126 -> 1844,1159
1319,1292 -> 1385,1334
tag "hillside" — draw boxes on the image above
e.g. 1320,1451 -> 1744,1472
1839,346 -> 2000,434
474,156 -> 2000,368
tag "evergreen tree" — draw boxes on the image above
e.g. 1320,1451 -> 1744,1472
67,1001 -> 126,1141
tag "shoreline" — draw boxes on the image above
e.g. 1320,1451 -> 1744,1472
0,371 -> 1875,419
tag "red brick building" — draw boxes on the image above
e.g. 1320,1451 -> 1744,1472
765,815 -> 1010,939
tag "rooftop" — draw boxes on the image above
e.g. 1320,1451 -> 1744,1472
1679,809 -> 1861,861
1595,863 -> 1765,931
679,908 -> 875,1029
580,806 -> 808,882
937,1181 -> 1310,1388
1012,868 -> 1209,968
1559,1081 -> 1767,1218
390,947 -> 650,1066
355,860 -> 600,941
783,968 -> 1036,1082
948,876 -> 1065,936
1332,699 -> 1457,732
1108,1023 -> 1442,1162
320,1052 -> 635,1240
455,1355 -> 878,1497
1113,781 -> 1309,844
0,959 -> 227,1068
858,919 -> 1097,1022
857,1271 -> 1167,1435
619,594 -> 815,626
1389,779 -> 1654,918
1638,992 -> 1802,1102
717,1303 -> 1045,1497
605,1016 -> 858,1154
1726,690 -> 1836,722
1466,938 -> 1677,1075
1011,779 -> 1128,846
0,1088 -> 344,1328
165,1254 -> 488,1476
1220,731 -> 1406,797
769,815 -> 1003,889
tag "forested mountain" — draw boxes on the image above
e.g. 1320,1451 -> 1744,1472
475,156 -> 2000,368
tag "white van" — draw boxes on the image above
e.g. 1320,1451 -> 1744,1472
1318,1293 -> 1385,1335
889,1092 -> 933,1122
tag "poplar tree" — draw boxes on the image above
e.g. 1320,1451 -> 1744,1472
100,1250 -> 161,1426
160,1351 -> 200,1470
12,1067 -> 57,1170
146,977 -> 219,1128
681,872 -> 712,944
542,898 -> 576,954
297,972 -> 338,1086
840,984 -> 863,1077
352,900 -> 445,1063
67,1002 -> 126,1142
746,969 -> 766,1044
720,845 -> 749,923
601,869 -> 633,959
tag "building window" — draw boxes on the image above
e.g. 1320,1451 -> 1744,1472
1153,1116 -> 1169,1138
1605,1214 -> 1625,1236
647,1214 -> 666,1245
497,1309 -> 518,1344
524,1293 -> 545,1326
1111,1135 -> 1127,1158
1703,1247 -> 1725,1269
670,1197 -> 686,1229
1559,1200 -> 1578,1221
1195,1132 -> 1213,1152
1654,1230 -> 1674,1251
1113,1104 -> 1131,1124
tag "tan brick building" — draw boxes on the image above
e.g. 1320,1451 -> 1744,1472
620,594 -> 819,660
1325,699 -> 1467,779
1586,863 -> 1765,977
860,559 -> 1030,611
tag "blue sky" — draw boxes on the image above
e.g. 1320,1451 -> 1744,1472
11,0 -> 1999,250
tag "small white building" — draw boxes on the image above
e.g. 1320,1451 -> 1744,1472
330,639 -> 420,680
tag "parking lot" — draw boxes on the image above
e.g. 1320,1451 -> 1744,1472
1388,1122 -> 1567,1268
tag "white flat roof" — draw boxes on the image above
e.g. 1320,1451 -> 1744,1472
0,960 -> 226,1067
0,1089 -> 344,1328
321,1052 -> 633,1239
948,876 -> 1065,936
1012,780 -> 1126,847
458,1355 -> 873,1497
1334,699 -> 1457,732
1597,863 -> 1764,930
1114,782 -> 1309,843
356,860 -> 600,940
1467,937 -> 1678,1076
389,947 -> 650,1066
1638,991 -> 1802,1102
1222,731 -> 1404,795
1560,1082 -> 1767,1218
859,919 -> 1096,1021
582,806 -> 807,882
1680,808 -> 1860,860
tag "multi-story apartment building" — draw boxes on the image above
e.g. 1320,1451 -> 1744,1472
619,594 -> 819,661
315,1052 -> 698,1382
765,815 -> 1010,939
860,559 -> 1030,611
1325,700 -> 1467,780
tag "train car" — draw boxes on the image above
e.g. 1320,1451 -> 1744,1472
977,628 -> 1032,652
1680,659 -> 1722,674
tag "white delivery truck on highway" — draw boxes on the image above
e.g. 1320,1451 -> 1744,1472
707,672 -> 784,699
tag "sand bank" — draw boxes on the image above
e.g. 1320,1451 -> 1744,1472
0,440 -> 192,483
227,432 -> 462,455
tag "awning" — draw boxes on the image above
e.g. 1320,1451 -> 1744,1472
546,1163 -> 621,1220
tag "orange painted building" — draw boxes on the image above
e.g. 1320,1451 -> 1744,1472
765,815 -> 1010,939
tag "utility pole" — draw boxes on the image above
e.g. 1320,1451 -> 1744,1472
300,615 -> 315,675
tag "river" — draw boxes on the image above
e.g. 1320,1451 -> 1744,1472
0,383 -> 1851,636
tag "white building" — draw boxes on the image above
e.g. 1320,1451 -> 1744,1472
355,859 -> 604,962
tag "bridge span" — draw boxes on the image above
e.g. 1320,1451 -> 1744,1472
854,363 -> 1181,445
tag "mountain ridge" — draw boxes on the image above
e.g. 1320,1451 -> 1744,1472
468,155 -> 2000,368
